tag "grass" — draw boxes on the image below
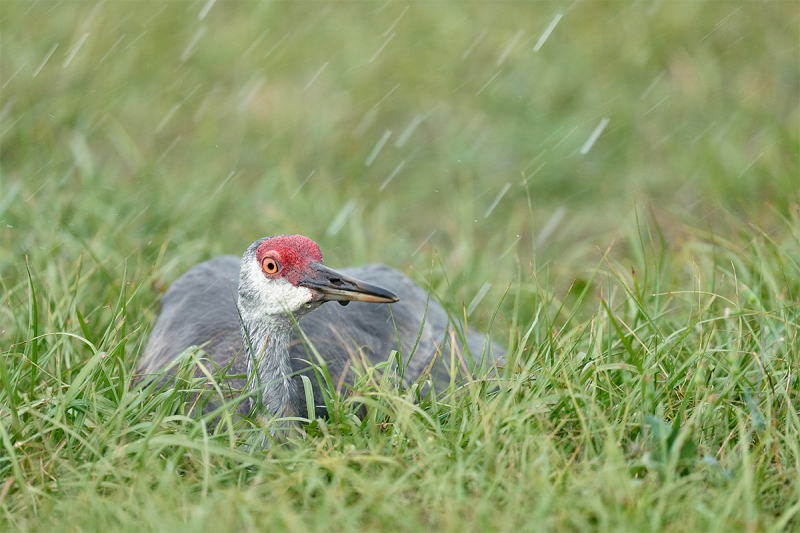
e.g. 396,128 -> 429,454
1,1 -> 799,531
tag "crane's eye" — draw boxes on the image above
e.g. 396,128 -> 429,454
261,256 -> 281,275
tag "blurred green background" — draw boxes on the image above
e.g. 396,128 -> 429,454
2,2 -> 797,362
3,3 -> 796,265
0,0 -> 797,359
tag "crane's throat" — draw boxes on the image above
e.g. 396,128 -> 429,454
242,316 -> 299,419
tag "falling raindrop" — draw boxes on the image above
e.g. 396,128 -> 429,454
365,130 -> 392,166
180,26 -> 206,63
374,83 -> 400,108
327,200 -> 358,235
379,160 -> 405,191
499,236 -> 521,260
484,183 -> 512,218
467,283 -> 492,317
476,69 -> 502,96
462,29 -> 487,60
533,13 -> 563,52
700,6 -> 742,42
395,114 -> 422,148
726,31 -> 754,49
522,151 -> 547,174
354,107 -> 379,137
156,85 -> 200,133
536,207 -> 566,246
735,152 -> 764,180
690,121 -> 717,145
552,125 -> 578,150
264,34 -> 289,59
496,30 -> 523,67
32,43 -> 59,78
237,76 -> 264,113
156,136 -> 182,165
643,95 -> 671,116
412,231 -> 436,256
211,171 -> 238,198
243,30 -> 269,57
303,62 -> 329,92
98,34 -> 126,65
0,101 -> 14,122
2,63 -> 25,89
62,32 -> 89,68
639,71 -> 665,100
383,6 -> 409,37
580,117 -> 610,155
369,32 -> 395,63
198,0 -> 216,20
538,125 -> 564,148
291,170 -> 316,199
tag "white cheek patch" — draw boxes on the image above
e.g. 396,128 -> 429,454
261,278 -> 313,315
244,259 -> 313,315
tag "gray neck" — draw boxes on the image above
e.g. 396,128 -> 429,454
241,315 -> 299,419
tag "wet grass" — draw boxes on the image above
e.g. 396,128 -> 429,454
1,1 -> 799,531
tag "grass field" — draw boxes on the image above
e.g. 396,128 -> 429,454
1,1 -> 799,531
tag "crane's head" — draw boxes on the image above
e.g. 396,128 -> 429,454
238,235 -> 398,318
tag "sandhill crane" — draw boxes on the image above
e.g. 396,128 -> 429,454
138,234 -> 503,420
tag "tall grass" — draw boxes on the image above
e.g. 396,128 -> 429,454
1,1 -> 798,531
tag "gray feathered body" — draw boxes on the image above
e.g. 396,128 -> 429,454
139,256 -> 503,418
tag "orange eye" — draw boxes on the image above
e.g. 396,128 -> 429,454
261,256 -> 280,274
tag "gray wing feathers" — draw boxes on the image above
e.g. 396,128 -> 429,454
139,256 -> 242,375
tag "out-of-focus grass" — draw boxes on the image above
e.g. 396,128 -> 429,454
1,1 -> 798,531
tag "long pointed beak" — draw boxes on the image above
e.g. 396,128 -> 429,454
299,263 -> 399,304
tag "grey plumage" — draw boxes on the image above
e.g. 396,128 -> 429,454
139,243 -> 504,419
